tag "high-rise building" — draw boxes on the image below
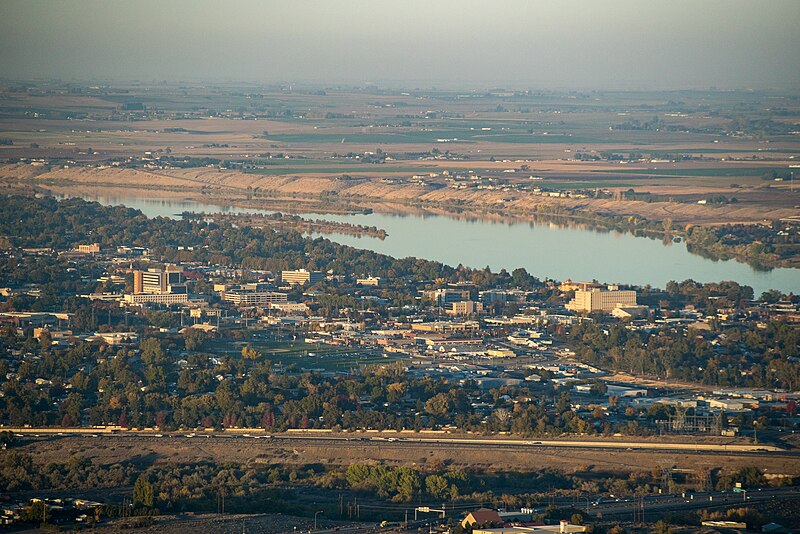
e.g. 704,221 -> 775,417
132,265 -> 186,294
566,287 -> 637,312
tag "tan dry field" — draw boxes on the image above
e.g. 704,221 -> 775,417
17,435 -> 800,479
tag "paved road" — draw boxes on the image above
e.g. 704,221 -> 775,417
584,485 -> 799,518
10,429 -> 789,455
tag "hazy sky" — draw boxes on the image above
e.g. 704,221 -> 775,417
2,0 -> 799,90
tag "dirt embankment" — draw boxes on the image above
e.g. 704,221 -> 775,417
2,163 -> 799,226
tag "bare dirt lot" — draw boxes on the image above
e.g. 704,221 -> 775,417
17,435 -> 800,479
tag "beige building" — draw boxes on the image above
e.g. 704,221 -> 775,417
90,332 -> 139,345
133,265 -> 185,294
487,348 -> 515,358
77,243 -> 100,254
447,300 -> 484,316
566,288 -> 637,313
223,291 -> 288,306
281,269 -> 324,285
124,292 -> 189,305
473,523 -> 586,534
611,305 -> 648,319
356,276 -> 382,287
558,279 -> 603,292
269,302 -> 310,314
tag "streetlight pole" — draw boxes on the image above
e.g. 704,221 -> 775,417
314,510 -> 323,531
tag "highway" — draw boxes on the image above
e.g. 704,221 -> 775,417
8,427 -> 799,532
567,485 -> 800,519
8,428 -> 789,454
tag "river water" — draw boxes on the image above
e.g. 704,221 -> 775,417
73,194 -> 799,295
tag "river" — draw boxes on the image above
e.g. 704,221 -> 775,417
72,194 -> 799,295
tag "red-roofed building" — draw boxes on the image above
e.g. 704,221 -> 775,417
462,508 -> 503,528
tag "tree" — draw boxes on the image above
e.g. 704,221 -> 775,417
395,467 -> 421,501
589,380 -> 607,396
140,338 -> 165,365
118,410 -> 129,429
426,474 -> 450,500
425,393 -> 451,418
183,328 -> 207,351
155,410 -> 167,429
556,390 -> 572,414
133,474 -> 154,508
511,267 -> 538,289
241,345 -> 262,360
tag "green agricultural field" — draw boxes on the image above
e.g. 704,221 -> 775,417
602,166 -> 793,177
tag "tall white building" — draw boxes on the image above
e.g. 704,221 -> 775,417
566,287 -> 637,312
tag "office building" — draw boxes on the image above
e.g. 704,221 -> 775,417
559,279 -> 604,292
566,287 -> 637,313
77,243 -> 100,254
425,288 -> 471,306
281,269 -> 324,286
447,300 -> 484,316
223,290 -> 288,306
124,292 -> 189,305
133,265 -> 186,294
480,289 -> 527,306
269,302 -> 309,314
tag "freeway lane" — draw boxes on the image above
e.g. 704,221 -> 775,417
9,428 -> 787,454
586,486 -> 800,518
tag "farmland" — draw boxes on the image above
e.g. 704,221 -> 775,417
1,81 -> 799,269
